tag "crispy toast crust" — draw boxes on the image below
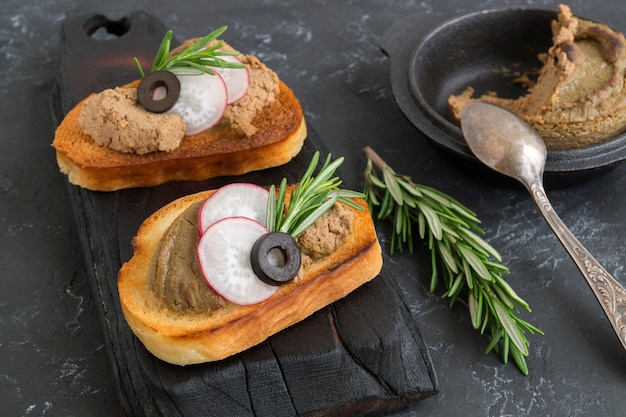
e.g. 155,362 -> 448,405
53,81 -> 306,191
117,189 -> 383,365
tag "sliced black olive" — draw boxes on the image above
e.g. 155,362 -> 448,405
250,232 -> 301,286
136,70 -> 180,113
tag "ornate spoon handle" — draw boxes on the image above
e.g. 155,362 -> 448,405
528,182 -> 626,351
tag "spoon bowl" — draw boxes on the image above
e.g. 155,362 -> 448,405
461,101 -> 626,353
461,102 -> 547,187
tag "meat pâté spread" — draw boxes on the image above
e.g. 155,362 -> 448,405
77,40 -> 279,154
149,201 -> 354,314
448,4 -> 626,150
78,87 -> 186,155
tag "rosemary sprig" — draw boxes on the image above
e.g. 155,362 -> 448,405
362,146 -> 542,375
267,151 -> 365,238
134,26 -> 245,78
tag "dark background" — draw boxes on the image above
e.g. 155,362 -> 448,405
2,0 -> 625,416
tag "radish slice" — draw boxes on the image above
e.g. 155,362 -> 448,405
198,217 -> 278,305
211,55 -> 250,104
167,72 -> 228,136
198,183 -> 269,234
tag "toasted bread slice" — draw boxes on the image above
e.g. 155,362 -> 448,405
117,188 -> 383,365
52,80 -> 306,191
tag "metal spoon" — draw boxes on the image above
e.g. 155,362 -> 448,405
461,101 -> 626,352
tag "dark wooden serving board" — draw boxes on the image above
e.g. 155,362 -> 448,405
51,11 -> 437,416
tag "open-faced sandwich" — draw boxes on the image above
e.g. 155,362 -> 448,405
118,153 -> 383,365
52,26 -> 306,191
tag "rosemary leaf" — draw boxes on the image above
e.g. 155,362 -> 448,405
417,211 -> 426,239
417,201 -> 442,240
485,328 -> 502,354
493,284 -> 516,310
394,203 -> 404,235
462,259 -> 473,288
419,186 -> 457,209
502,332 -> 511,364
494,274 -> 529,309
152,30 -> 173,71
436,240 -> 458,274
398,177 -> 423,198
447,272 -> 465,298
468,291 -> 480,328
493,301 -> 528,356
266,184 -> 277,232
368,169 -> 387,189
458,244 -> 492,281
511,345 -> 529,375
457,227 -> 503,262
384,167 -> 404,204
